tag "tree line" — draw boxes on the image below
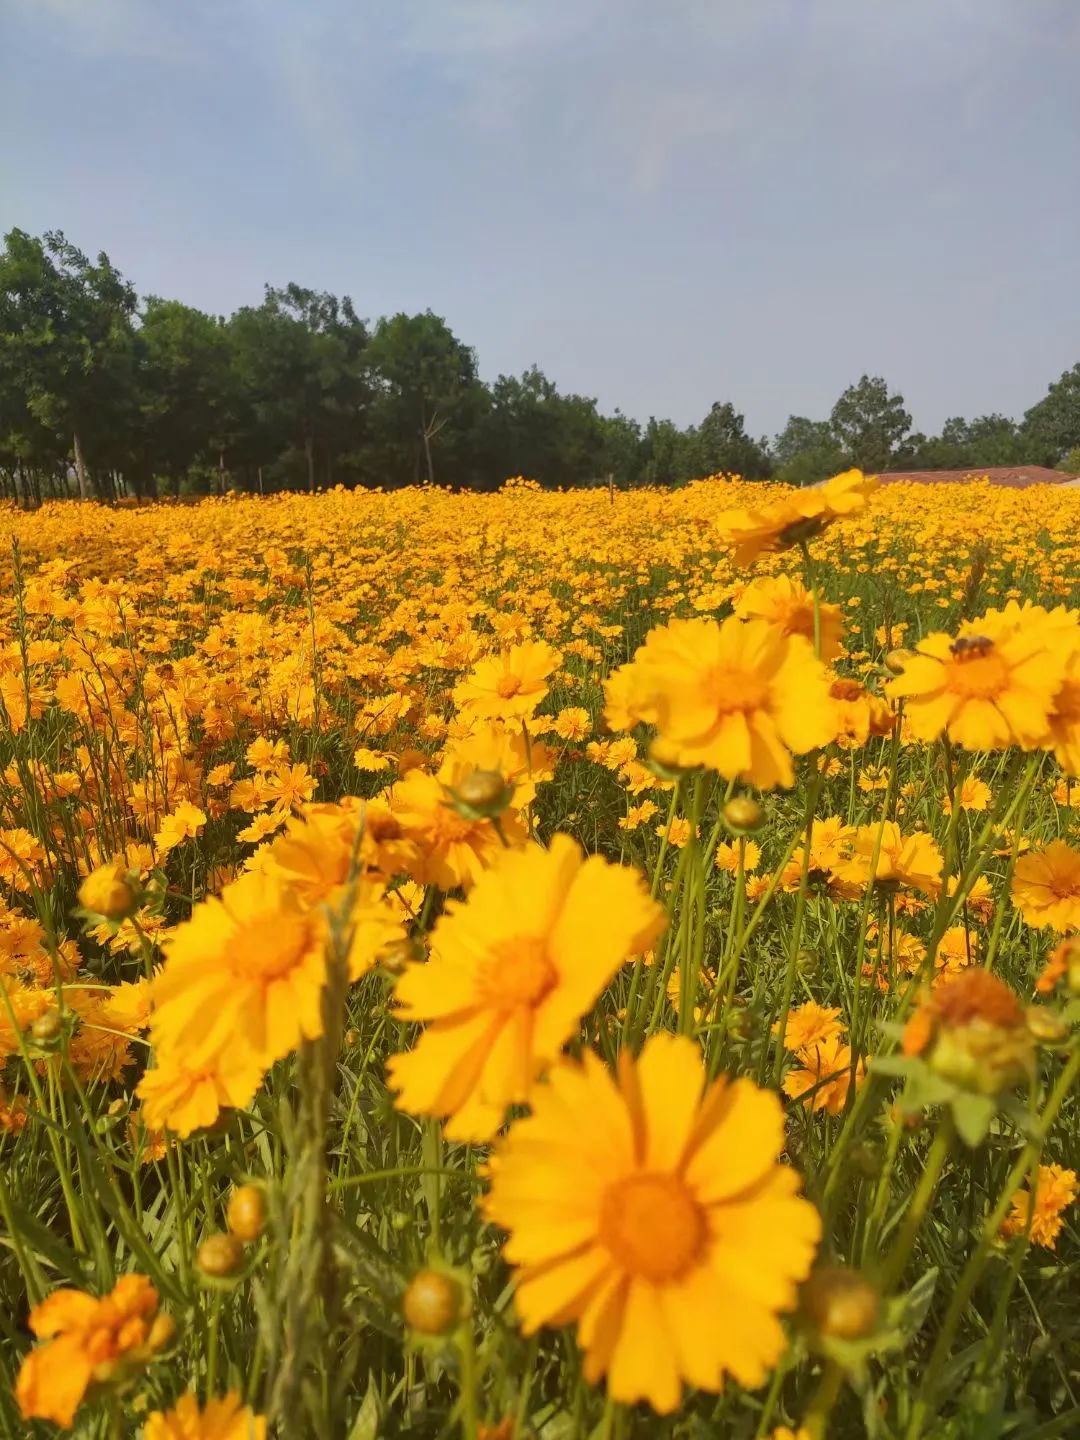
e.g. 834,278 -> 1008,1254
2,227 -> 1080,503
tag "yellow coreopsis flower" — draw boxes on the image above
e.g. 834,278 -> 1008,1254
16,1276 -> 171,1428
452,639 -> 561,721
483,1034 -> 820,1412
387,835 -> 663,1141
608,616 -> 836,789
734,574 -> 845,660
147,866 -> 401,1072
1011,841 -> 1080,931
1000,1163 -> 1078,1249
885,624 -> 1068,750
144,1391 -> 267,1440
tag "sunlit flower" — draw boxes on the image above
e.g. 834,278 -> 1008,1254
387,836 -> 663,1141
1012,841 -> 1080,931
1000,1163 -> 1078,1249
609,616 -> 836,788
144,1391 -> 267,1440
484,1034 -> 820,1412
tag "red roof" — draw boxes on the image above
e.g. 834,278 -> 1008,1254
878,466 -> 1077,489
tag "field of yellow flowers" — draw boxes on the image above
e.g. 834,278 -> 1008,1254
1,472 -> 1079,1440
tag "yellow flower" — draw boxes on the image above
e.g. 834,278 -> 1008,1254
1000,1163 -> 1078,1249
734,574 -> 845,660
610,616 -> 836,788
775,1002 -> 845,1054
16,1275 -> 170,1428
552,706 -> 591,741
452,639 -> 561,721
886,623 -> 1067,750
483,1033 -> 820,1412
144,1391 -> 267,1440
390,767 -> 526,890
715,470 -> 878,566
1011,841 -> 1080,931
387,836 -> 663,1141
837,822 -> 943,898
715,839 -> 761,873
77,860 -> 135,919
782,1036 -> 864,1115
147,867 -> 401,1071
136,1046 -> 265,1138
154,801 -> 208,855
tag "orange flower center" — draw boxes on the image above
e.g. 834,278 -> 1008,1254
231,913 -> 311,981
705,665 -> 768,715
479,937 -> 557,1008
945,648 -> 1009,699
496,675 -> 523,699
599,1172 -> 705,1282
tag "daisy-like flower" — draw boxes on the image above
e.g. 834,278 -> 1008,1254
16,1276 -> 171,1427
387,835 -> 663,1142
1000,1163 -> 1078,1249
483,1033 -> 820,1412
836,822 -> 943,899
1011,840 -> 1080,932
782,1035 -> 864,1115
452,639 -> 562,722
136,1046 -> 267,1138
144,1391 -> 267,1440
147,866 -> 401,1072
715,470 -> 878,566
775,1002 -> 845,1054
154,800 -> 208,855
734,574 -> 846,661
608,616 -> 836,789
885,620 -> 1067,750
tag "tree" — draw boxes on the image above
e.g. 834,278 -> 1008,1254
136,299 -> 231,495
228,285 -> 370,492
365,312 -> 486,488
772,415 -> 845,486
1023,364 -> 1080,465
829,375 -> 911,472
690,401 -> 772,479
481,367 -> 615,489
0,228 -> 137,498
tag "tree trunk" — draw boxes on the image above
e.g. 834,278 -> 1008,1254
420,407 -> 435,486
72,431 -> 90,500
258,465 -> 264,495
304,434 -> 315,492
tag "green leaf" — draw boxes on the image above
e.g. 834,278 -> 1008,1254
951,1093 -> 996,1148
347,1375 -> 381,1440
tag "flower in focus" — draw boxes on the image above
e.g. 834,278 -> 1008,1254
144,1391 -> 267,1440
483,1034 -> 820,1412
452,639 -> 561,721
1011,841 -> 1080,931
837,822 -> 943,899
387,836 -> 663,1141
16,1275 -> 170,1428
775,1002 -> 844,1054
608,616 -> 836,788
1000,1163 -> 1078,1249
885,623 -> 1067,750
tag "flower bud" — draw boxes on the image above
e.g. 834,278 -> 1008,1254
884,648 -> 914,676
146,1312 -> 176,1353
448,769 -> 515,820
78,861 -> 136,920
227,1184 -> 266,1243
723,795 -> 764,833
196,1232 -> 244,1278
1025,1007 -> 1069,1045
31,1009 -> 63,1043
801,1264 -> 881,1341
402,1269 -> 464,1335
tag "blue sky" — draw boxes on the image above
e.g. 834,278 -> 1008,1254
4,0 -> 1079,438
